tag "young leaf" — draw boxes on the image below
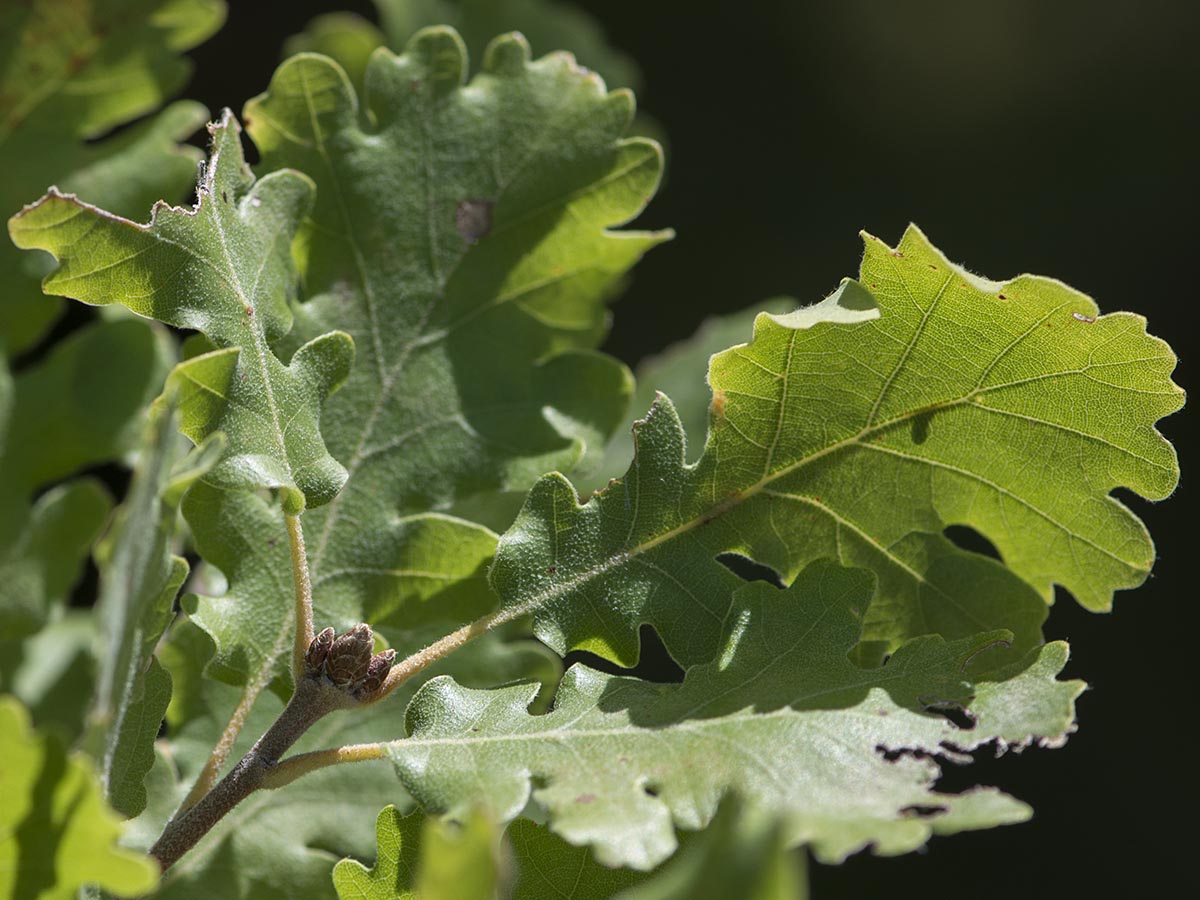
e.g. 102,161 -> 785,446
0,320 -> 169,640
0,695 -> 159,899
83,400 -> 220,818
0,0 -> 224,352
388,561 -> 1082,870
9,111 -> 355,513
489,227 -> 1182,667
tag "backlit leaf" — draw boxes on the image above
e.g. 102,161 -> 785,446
489,228 -> 1182,668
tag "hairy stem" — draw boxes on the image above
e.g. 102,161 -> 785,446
149,678 -> 346,873
177,681 -> 260,815
179,511 -> 316,813
263,742 -> 388,790
286,513 -> 315,681
373,607 -> 507,701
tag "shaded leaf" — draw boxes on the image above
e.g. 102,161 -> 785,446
0,695 -> 158,900
389,561 -> 1082,869
611,797 -> 806,900
0,320 -> 170,640
489,228 -> 1182,668
83,400 -> 219,817
0,611 -> 96,741
10,111 -> 355,512
0,0 -> 224,352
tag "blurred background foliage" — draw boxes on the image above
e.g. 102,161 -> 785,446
7,0 -> 1192,896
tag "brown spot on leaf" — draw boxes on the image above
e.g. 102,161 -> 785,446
711,388 -> 727,418
997,293 -> 1007,301
455,199 -> 492,245
575,793 -> 596,804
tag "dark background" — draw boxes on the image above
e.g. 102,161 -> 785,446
183,1 -> 1196,896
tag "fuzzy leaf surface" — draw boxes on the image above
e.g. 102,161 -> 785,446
0,0 -> 224,352
0,695 -> 158,899
389,561 -> 1083,869
128,616 -> 559,900
9,111 -> 355,512
489,227 -> 1182,668
179,28 -> 664,690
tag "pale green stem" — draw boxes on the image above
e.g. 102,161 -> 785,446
262,742 -> 388,790
286,513 -> 316,681
178,509 -> 315,814
372,607 -> 508,702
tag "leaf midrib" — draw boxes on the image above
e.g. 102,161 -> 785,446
493,352 -> 1156,634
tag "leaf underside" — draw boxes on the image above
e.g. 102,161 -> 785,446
489,226 -> 1182,670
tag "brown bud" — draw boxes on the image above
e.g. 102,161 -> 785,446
325,624 -> 374,687
355,649 -> 396,698
304,627 -> 335,676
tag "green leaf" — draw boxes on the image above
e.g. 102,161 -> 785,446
371,0 -> 641,89
610,797 -> 806,900
0,611 -> 97,741
131,617 -> 559,900
337,805 -> 800,900
489,227 -> 1182,668
9,110 -> 356,512
249,31 -> 660,509
284,13 -> 388,97
83,399 -> 218,817
332,806 -> 499,900
0,0 -> 224,353
0,319 -> 170,640
581,298 -> 796,495
180,27 -> 664,692
0,694 -> 158,899
388,561 -> 1082,869
335,798 -> 805,900
506,818 -> 643,899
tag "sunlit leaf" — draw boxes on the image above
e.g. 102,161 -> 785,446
489,228 -> 1182,669
0,694 -> 159,899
